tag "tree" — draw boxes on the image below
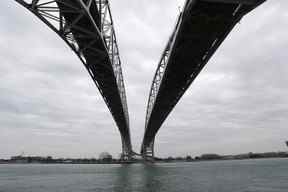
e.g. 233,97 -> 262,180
186,155 -> 192,161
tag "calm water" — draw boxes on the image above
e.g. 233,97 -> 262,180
0,158 -> 287,192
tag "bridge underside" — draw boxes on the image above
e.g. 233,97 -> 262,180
141,0 -> 265,157
15,0 -> 133,157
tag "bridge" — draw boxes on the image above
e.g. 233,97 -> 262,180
14,0 -> 133,159
141,0 -> 266,158
13,0 -> 267,160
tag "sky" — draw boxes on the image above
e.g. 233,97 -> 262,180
0,0 -> 287,159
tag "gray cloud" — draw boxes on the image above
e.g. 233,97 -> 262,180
0,0 -> 287,158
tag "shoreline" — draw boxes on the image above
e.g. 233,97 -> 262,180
0,156 -> 287,165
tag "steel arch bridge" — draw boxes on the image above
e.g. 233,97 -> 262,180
14,0 -> 133,158
141,0 -> 266,158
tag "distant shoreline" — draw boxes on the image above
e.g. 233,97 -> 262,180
1,155 -> 287,165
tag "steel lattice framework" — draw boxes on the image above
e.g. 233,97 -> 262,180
14,0 -> 133,158
141,0 -> 266,158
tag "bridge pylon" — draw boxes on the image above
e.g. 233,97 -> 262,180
141,139 -> 155,160
120,136 -> 134,160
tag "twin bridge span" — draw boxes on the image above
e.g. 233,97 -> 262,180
14,0 -> 265,160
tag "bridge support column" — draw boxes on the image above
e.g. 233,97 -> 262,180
120,136 -> 132,161
141,140 -> 155,161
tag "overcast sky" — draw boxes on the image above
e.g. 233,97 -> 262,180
0,0 -> 287,159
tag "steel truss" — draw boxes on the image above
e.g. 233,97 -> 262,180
141,0 -> 266,158
14,0 -> 133,157
141,16 -> 181,157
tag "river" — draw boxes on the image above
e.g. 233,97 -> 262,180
0,158 -> 287,192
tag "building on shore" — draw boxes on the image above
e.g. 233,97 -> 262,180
99,152 -> 113,161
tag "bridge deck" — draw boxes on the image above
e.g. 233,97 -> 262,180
142,0 -> 265,154
15,0 -> 132,155
58,1 -> 130,143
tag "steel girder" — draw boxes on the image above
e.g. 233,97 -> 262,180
141,0 -> 266,157
14,0 -> 133,157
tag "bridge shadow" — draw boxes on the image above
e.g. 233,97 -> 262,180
112,163 -> 165,192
